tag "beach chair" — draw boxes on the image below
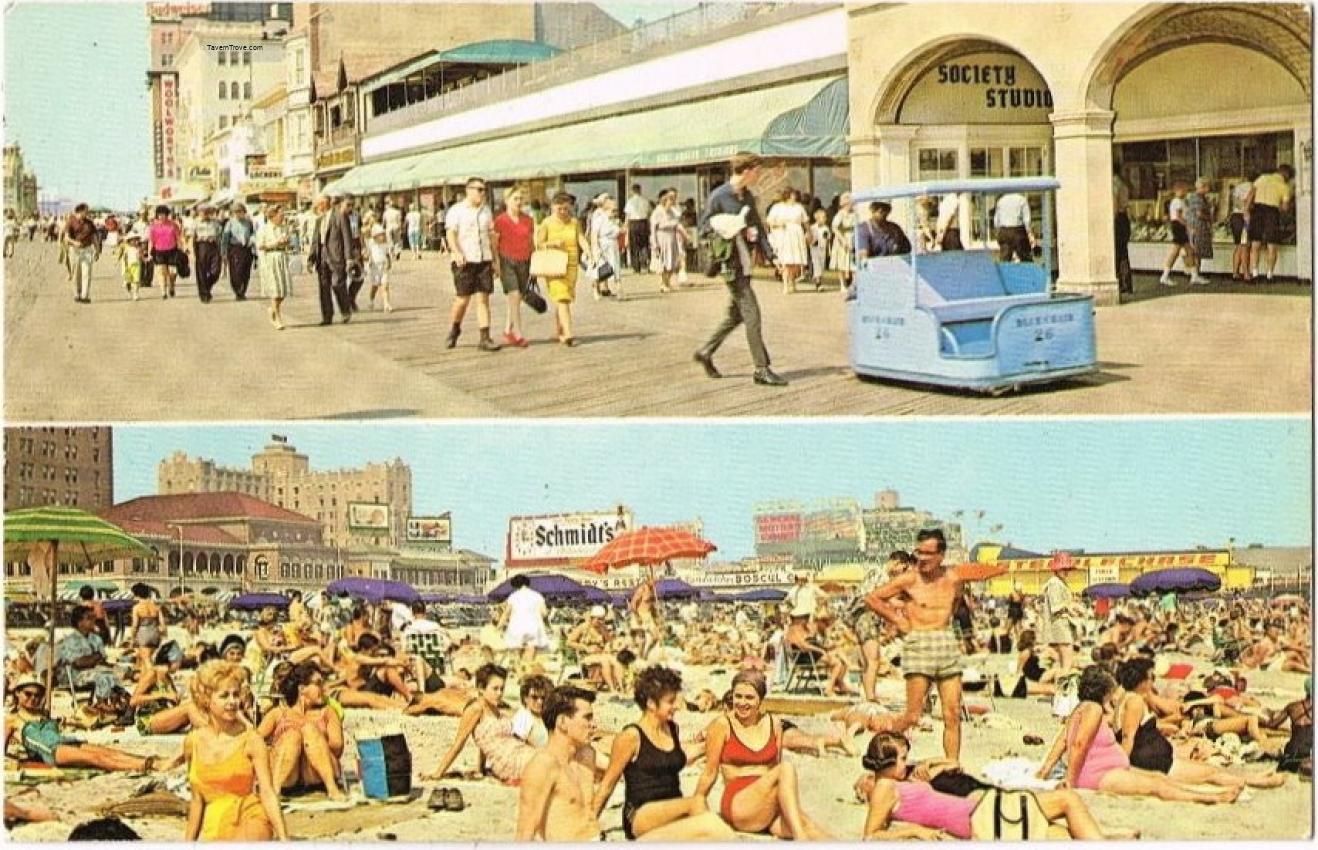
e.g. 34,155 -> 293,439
782,645 -> 829,696
403,632 -> 447,679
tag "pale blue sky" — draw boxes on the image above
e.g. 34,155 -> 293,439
2,1 -> 694,209
4,2 -> 152,209
113,420 -> 1312,563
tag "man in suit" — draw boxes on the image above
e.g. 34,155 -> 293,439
307,193 -> 356,325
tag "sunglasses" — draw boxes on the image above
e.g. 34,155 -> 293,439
16,688 -> 44,698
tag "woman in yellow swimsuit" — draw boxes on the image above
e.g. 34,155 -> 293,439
184,660 -> 289,841
535,192 -> 593,347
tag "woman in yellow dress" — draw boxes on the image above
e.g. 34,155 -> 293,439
535,192 -> 594,346
184,660 -> 289,841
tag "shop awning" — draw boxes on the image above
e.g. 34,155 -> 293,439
361,74 -> 848,189
368,41 -> 562,92
324,151 -> 430,196
438,40 -> 561,65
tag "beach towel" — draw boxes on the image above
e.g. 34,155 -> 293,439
981,757 -> 1060,792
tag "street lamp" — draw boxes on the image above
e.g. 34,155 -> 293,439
166,523 -> 184,598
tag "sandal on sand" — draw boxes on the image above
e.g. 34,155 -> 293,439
443,788 -> 465,812
427,788 -> 448,812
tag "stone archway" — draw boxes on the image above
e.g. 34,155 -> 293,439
871,37 -> 1052,127
1084,3 -> 1312,281
1084,4 -> 1310,110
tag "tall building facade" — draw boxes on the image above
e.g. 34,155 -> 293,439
4,427 -> 114,513
861,491 -> 965,560
3,145 -> 40,217
158,435 -> 411,548
147,2 -> 293,198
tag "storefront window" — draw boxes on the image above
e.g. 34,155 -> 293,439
1117,131 -> 1296,244
1008,147 -> 1044,177
917,148 -> 958,181
631,173 -> 700,208
564,177 -> 623,216
811,161 -> 851,207
970,148 -> 1004,178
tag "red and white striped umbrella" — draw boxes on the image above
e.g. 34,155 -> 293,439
581,526 -> 717,573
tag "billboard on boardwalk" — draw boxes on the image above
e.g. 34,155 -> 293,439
506,509 -> 634,567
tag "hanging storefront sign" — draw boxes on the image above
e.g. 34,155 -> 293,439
160,74 -> 179,180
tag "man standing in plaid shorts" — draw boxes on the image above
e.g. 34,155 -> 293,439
864,529 -> 965,762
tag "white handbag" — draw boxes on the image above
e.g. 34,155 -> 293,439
529,249 -> 568,278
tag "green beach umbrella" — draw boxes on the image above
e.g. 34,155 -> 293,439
4,506 -> 153,708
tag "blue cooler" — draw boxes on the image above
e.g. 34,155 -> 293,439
357,734 -> 412,800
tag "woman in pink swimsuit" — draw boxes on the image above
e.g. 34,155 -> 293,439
860,732 -> 1136,840
1037,666 -> 1240,804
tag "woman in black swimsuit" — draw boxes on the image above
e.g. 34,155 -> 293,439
1265,677 -> 1312,775
593,666 -> 733,841
1115,658 -> 1283,789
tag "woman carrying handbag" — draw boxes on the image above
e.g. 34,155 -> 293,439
534,193 -> 593,347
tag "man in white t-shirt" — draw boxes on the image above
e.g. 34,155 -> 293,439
444,177 -> 501,352
786,573 -> 820,620
993,192 -> 1032,262
502,573 -> 550,663
623,184 -> 653,273
405,205 -> 423,259
383,200 -> 403,259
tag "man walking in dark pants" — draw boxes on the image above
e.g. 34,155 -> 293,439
220,203 -> 255,299
307,193 -> 355,325
192,205 -> 222,302
623,183 -> 652,274
341,196 -> 364,310
693,153 -> 787,387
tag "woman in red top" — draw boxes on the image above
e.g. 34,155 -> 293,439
491,186 -> 535,347
146,205 -> 183,299
695,670 -> 833,839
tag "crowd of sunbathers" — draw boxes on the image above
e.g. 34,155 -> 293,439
2,560 -> 1311,840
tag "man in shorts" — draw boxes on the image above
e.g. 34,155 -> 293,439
444,177 -> 501,352
864,529 -> 964,762
1245,163 -> 1294,282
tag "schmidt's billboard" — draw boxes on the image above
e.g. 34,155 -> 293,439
506,509 -> 635,568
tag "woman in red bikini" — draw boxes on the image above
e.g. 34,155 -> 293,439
694,670 -> 833,839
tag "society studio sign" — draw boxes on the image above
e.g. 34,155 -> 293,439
901,52 -> 1053,125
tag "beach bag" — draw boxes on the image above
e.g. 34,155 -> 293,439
969,789 -> 1050,841
595,260 -> 615,282
529,249 -> 568,279
523,279 -> 548,314
649,253 -> 663,274
1051,674 -> 1080,718
176,249 -> 191,279
357,734 -> 412,800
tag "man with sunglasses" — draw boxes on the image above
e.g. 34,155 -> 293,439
444,177 -> 501,352
864,528 -> 965,762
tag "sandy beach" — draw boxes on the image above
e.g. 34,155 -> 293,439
5,641 -> 1311,843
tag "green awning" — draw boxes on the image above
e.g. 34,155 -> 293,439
366,52 -> 443,92
437,40 -> 562,65
326,150 -> 431,196
367,41 -> 561,92
400,75 -> 849,186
